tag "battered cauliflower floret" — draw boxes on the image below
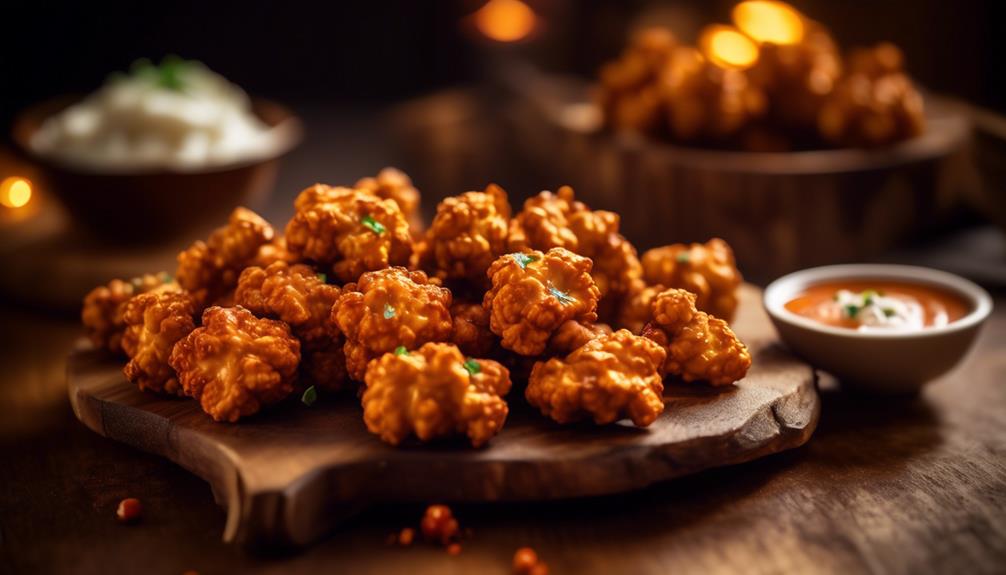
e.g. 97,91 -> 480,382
355,167 -> 423,235
546,320 -> 613,356
483,248 -> 600,356
616,281 -> 663,334
332,267 -> 453,381
235,262 -> 347,391
427,184 -> 511,283
362,342 -> 511,447
526,330 -> 667,426
641,289 -> 751,386
82,272 -> 176,354
507,187 -> 583,253
640,238 -> 741,322
121,291 -> 198,395
252,236 -> 295,268
450,301 -> 497,358
285,184 -> 413,283
176,207 -> 274,306
169,306 -> 301,422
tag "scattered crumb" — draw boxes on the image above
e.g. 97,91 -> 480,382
115,498 -> 143,524
447,542 -> 462,556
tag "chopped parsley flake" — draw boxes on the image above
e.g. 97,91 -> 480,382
317,272 -> 328,284
675,252 -> 690,264
362,215 -> 386,235
512,253 -> 539,269
130,55 -> 190,91
383,303 -> 396,319
882,308 -> 897,318
548,284 -> 575,305
394,346 -> 408,356
301,385 -> 318,407
463,358 -> 481,375
843,304 -> 861,318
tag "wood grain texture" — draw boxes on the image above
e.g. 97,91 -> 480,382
65,284 -> 818,547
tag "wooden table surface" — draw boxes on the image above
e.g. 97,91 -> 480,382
1,284 -> 1004,574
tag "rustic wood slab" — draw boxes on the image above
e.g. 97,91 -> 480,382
67,284 -> 818,548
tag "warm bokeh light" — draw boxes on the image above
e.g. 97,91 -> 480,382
474,0 -> 536,42
732,1 -> 805,45
0,177 -> 33,208
700,25 -> 760,69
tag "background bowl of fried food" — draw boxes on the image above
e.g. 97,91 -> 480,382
11,96 -> 301,243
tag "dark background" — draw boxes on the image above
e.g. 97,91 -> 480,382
2,0 -> 1004,131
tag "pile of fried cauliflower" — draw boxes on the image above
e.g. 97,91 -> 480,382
82,169 -> 751,447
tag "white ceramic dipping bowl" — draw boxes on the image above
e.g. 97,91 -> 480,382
764,264 -> 992,394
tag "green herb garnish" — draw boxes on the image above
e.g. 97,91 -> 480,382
394,346 -> 408,356
512,253 -> 539,270
676,252 -> 691,264
862,290 -> 878,306
844,304 -> 861,318
130,55 -> 190,91
882,308 -> 897,318
362,215 -> 386,235
548,284 -> 575,305
301,385 -> 318,407
383,303 -> 396,319
463,358 -> 481,376
317,273 -> 328,284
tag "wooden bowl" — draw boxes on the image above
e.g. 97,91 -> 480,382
11,96 -> 302,243
510,75 -> 971,281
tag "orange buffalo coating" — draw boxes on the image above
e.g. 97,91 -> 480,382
285,184 -> 413,283
176,207 -> 274,306
355,167 -> 423,235
170,306 -> 301,422
526,329 -> 667,426
616,281 -> 662,334
450,301 -> 496,358
640,238 -> 741,322
121,291 -> 199,395
426,184 -> 511,283
641,289 -> 751,386
483,248 -> 600,356
252,236 -> 296,268
508,187 -> 642,323
82,272 -> 176,354
235,262 -> 347,391
332,267 -> 453,381
546,320 -> 613,356
362,342 -> 511,447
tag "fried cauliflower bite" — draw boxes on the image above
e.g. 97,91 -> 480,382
565,206 -> 644,322
616,281 -> 663,334
483,248 -> 601,356
640,238 -> 741,322
332,267 -> 453,381
526,329 -> 667,426
362,342 -> 511,447
252,236 -> 295,268
121,291 -> 199,395
427,184 -> 511,283
176,207 -> 274,306
641,289 -> 751,386
355,167 -> 423,234
450,301 -> 496,358
285,184 -> 413,283
235,262 -> 347,391
169,306 -> 301,422
546,320 -> 613,356
507,187 -> 583,253
82,272 -> 176,354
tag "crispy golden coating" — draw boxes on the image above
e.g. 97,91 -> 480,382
252,236 -> 295,268
121,291 -> 198,395
641,289 -> 751,386
526,330 -> 666,426
82,272 -> 176,354
176,207 -> 274,306
641,238 -> 741,322
285,184 -> 413,283
355,167 -> 423,234
362,342 -> 510,447
507,187 -> 583,253
235,262 -> 347,391
596,27 -> 680,135
427,184 -> 511,282
450,301 -> 496,358
483,248 -> 600,356
546,320 -> 613,356
818,43 -> 924,148
616,281 -> 663,334
170,306 -> 300,422
332,267 -> 453,381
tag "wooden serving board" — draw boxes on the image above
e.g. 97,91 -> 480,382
67,284 -> 819,548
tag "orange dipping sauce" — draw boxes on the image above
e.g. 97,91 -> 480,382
785,280 -> 970,331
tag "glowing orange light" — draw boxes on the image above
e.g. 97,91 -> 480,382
474,0 -> 536,43
0,177 -> 33,208
732,1 -> 805,45
699,25 -> 760,69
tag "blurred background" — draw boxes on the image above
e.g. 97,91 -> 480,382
1,0 -> 1005,310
